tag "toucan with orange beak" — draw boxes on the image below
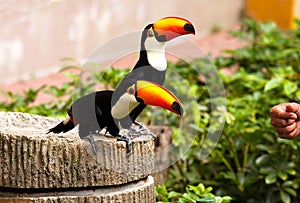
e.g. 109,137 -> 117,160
48,80 -> 183,154
48,16 -> 194,155
113,16 -> 195,132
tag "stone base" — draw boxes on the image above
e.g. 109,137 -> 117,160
0,112 -> 155,189
0,176 -> 155,203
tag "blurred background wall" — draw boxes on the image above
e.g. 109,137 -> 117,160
0,0 -> 245,85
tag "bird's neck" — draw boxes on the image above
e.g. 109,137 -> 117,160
146,49 -> 167,71
142,37 -> 167,71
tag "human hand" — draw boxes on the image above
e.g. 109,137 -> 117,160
270,103 -> 300,139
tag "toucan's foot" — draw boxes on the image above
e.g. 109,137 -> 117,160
133,121 -> 148,130
87,135 -> 97,156
131,121 -> 149,135
117,133 -> 132,156
129,126 -> 141,135
130,122 -> 157,140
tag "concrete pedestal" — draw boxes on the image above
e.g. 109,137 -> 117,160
0,112 -> 156,203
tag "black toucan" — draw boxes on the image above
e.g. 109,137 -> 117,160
48,80 -> 183,154
112,16 -> 195,130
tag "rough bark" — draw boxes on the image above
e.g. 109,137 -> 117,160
0,176 -> 155,203
0,112 -> 155,189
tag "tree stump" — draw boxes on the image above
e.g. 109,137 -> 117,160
0,112 -> 156,202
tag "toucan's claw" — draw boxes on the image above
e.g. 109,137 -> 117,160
87,135 -> 97,157
130,122 -> 157,140
117,133 -> 132,156
129,126 -> 144,135
133,121 -> 147,130
132,121 -> 150,134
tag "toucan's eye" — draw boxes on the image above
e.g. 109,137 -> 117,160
127,86 -> 135,95
147,30 -> 154,37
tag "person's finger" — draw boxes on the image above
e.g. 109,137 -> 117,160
286,103 -> 300,113
295,121 -> 300,135
270,117 -> 295,127
270,104 -> 297,119
278,127 -> 299,139
274,122 -> 297,134
279,134 -> 294,139
286,103 -> 300,121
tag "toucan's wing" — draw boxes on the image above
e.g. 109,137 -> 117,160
70,91 -> 113,138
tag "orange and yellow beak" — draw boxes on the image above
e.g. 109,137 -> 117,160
153,16 -> 195,41
136,80 -> 183,117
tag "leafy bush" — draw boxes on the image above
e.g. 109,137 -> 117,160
164,19 -> 300,203
0,84 -> 71,117
0,58 -> 128,116
156,183 -> 232,203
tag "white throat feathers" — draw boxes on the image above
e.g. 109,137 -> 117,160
144,37 -> 167,71
111,93 -> 139,119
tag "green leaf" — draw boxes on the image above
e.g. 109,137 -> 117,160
196,183 -> 206,194
168,191 -> 181,199
217,196 -> 233,203
186,189 -> 201,201
264,77 -> 283,92
265,173 -> 277,184
296,90 -> 300,100
188,185 -> 202,196
155,185 -> 169,202
198,197 -> 216,202
255,154 -> 269,166
283,80 -> 298,95
283,187 -> 297,197
287,168 -> 296,176
203,186 -> 213,194
181,193 -> 197,203
256,144 -> 277,154
278,171 -> 288,181
280,191 -> 291,203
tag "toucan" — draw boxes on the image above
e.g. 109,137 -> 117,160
48,80 -> 183,154
112,16 -> 195,131
48,16 -> 194,154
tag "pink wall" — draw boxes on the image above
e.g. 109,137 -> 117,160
0,0 -> 244,84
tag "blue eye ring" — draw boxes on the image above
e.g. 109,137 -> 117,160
148,30 -> 154,37
127,87 -> 135,95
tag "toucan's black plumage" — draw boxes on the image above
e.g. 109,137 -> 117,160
48,90 -> 118,148
48,118 -> 75,134
48,80 -> 183,154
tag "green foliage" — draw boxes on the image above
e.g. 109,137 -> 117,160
0,85 -> 45,112
0,84 -> 71,117
101,67 -> 130,88
215,18 -> 300,74
0,58 -> 129,116
156,183 -> 232,203
164,19 -> 300,203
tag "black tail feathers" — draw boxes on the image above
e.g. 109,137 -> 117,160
47,120 -> 75,134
